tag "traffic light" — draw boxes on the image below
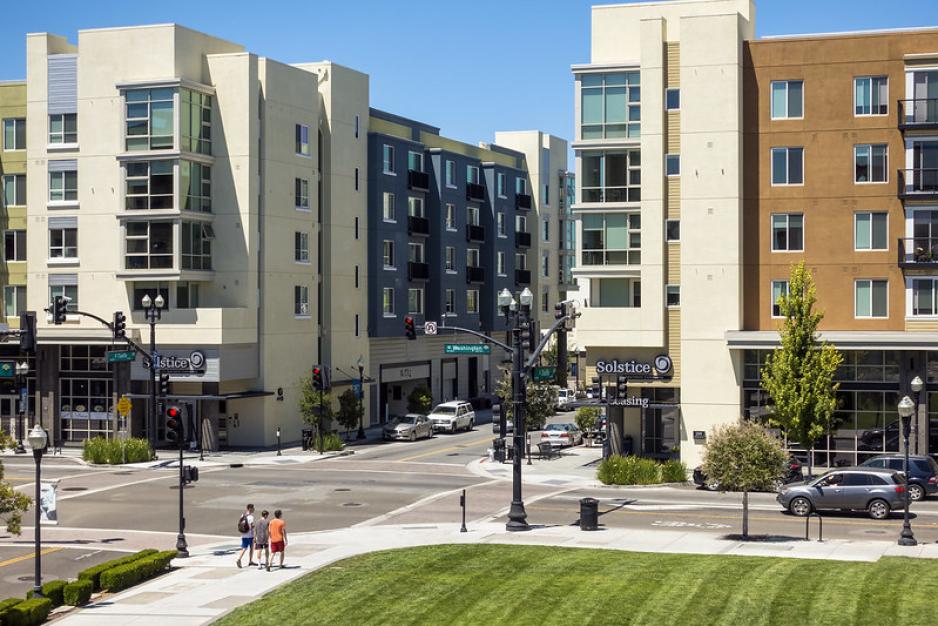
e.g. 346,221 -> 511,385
554,302 -> 567,320
52,296 -> 68,325
113,311 -> 126,340
165,405 -> 184,444
617,376 -> 628,399
159,372 -> 170,396
182,465 -> 199,484
19,312 -> 36,353
404,316 -> 416,340
313,365 -> 323,391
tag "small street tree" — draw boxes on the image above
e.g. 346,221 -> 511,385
298,377 -> 335,453
575,406 -> 602,446
701,422 -> 787,538
494,367 -> 557,430
761,262 -> 843,476
336,388 -> 362,438
407,385 -> 432,414
0,433 -> 31,534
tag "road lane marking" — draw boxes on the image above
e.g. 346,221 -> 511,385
474,486 -> 579,524
248,467 -> 473,478
395,434 -> 493,463
353,478 -> 502,527
0,547 -> 62,569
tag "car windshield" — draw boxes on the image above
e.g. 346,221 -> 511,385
432,406 -> 457,415
400,415 -> 419,424
545,424 -> 570,431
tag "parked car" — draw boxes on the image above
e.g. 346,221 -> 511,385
556,389 -> 573,412
541,423 -> 583,448
428,401 -> 475,433
694,457 -> 803,492
859,454 -> 938,501
491,418 -> 514,434
776,467 -> 906,520
383,414 -> 433,441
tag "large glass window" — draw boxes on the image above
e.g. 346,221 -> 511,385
855,76 -> 888,116
125,88 -> 174,151
181,161 -> 211,212
49,113 -> 77,145
855,279 -> 888,318
125,161 -> 173,210
581,150 -> 640,203
2,118 -> 25,150
2,174 -> 25,207
581,212 -> 641,265
408,288 -> 424,314
855,212 -> 888,250
176,282 -> 199,309
3,285 -> 25,319
124,221 -> 173,269
59,375 -> 113,442
855,144 -> 888,183
49,283 -> 78,312
771,280 -> 789,317
580,72 -> 640,139
181,221 -> 213,270
913,278 -> 938,316
591,278 -> 640,308
771,147 -> 804,185
3,230 -> 25,261
771,214 -> 804,251
180,89 -> 212,154
49,169 -> 78,202
770,80 -> 804,119
49,227 -> 78,259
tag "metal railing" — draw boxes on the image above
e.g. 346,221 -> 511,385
899,98 -> 938,128
898,237 -> 938,267
898,168 -> 938,197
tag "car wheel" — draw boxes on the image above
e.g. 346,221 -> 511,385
868,498 -> 891,520
705,479 -> 720,492
908,483 -> 926,502
789,496 -> 812,517
451,423 -> 457,434
468,419 -> 474,432
409,431 -> 416,442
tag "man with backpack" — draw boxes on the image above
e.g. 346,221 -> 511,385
236,503 -> 257,568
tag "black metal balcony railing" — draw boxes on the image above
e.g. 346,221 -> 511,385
899,99 -> 938,130
408,169 -> 430,191
466,182 -> 485,202
408,261 -> 430,281
581,187 -> 641,203
515,269 -> 531,285
898,168 -> 938,199
466,266 -> 485,284
899,238 -> 938,269
407,215 -> 430,236
515,193 -> 532,210
466,224 -> 485,242
515,231 -> 532,248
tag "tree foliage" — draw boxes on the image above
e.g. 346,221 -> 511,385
575,405 -> 602,435
407,385 -> 433,414
0,432 -> 31,534
494,366 -> 557,430
298,377 -> 335,453
336,388 -> 362,435
761,262 -> 843,452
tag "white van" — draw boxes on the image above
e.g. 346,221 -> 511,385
427,401 -> 475,433
556,388 -> 572,411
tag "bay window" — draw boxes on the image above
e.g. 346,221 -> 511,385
582,212 -> 641,265
581,150 -> 641,203
580,72 -> 640,140
125,88 -> 174,151
181,221 -> 213,270
126,161 -> 174,210
124,221 -> 173,269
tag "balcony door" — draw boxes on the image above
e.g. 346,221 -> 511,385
912,210 -> 938,261
912,141 -> 938,191
913,71 -> 938,123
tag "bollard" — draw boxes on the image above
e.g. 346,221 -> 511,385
459,489 -> 468,533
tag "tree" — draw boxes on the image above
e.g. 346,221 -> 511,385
701,422 -> 787,538
761,262 -> 843,477
407,385 -> 432,414
336,388 -> 362,438
525,383 -> 558,430
575,405 -> 602,447
0,432 -> 30,534
298,377 -> 335,453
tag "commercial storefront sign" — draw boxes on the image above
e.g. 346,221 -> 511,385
595,354 -> 673,377
606,396 -> 650,408
145,350 -> 207,375
381,363 -> 431,384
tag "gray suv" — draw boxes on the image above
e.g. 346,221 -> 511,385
776,467 -> 906,520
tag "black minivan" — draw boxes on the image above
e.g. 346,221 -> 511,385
859,454 -> 938,501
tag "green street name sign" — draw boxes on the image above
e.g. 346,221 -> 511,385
532,366 -> 556,383
0,361 -> 14,378
444,344 -> 491,355
107,350 -> 137,364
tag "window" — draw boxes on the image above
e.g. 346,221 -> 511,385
294,178 -> 310,210
181,221 -> 213,270
855,212 -> 888,250
49,113 -> 77,145
125,88 -> 173,151
445,246 -> 456,272
445,204 -> 456,230
467,165 -> 480,185
49,283 -> 78,313
580,72 -> 641,139
516,178 -> 526,195
296,124 -> 310,156
770,80 -> 804,119
354,265 -> 359,288
3,118 -> 26,150
383,240 -> 395,268
542,291 -> 549,313
665,154 -> 680,177
3,230 -> 25,261
131,284 -> 170,312
855,76 -> 888,116
591,278 -> 640,308
355,314 -> 359,336
467,290 -> 479,314
771,147 -> 804,185
3,285 -> 25,319
383,145 -> 395,174
497,212 -> 506,237
467,248 -> 480,268
354,216 -> 359,240
408,196 -> 424,218
181,161 -> 211,212
542,217 -> 550,242
354,167 -> 359,191
382,288 -> 395,316
124,221 -> 173,269
3,174 -> 26,207
542,252 -> 550,277
355,115 -> 360,139
295,285 -> 310,316
408,288 -> 424,314
383,192 -> 396,221
544,182 -> 550,206
581,150 -> 642,203
497,173 -> 507,197
467,206 -> 480,227
913,279 -> 938,316
181,89 -> 212,155
516,214 -> 527,233
771,280 -> 789,318
445,160 -> 456,187
125,161 -> 173,210
408,242 -> 424,263
771,214 -> 804,252
408,151 -> 424,172
49,226 -> 78,259
582,212 -> 641,265
665,88 -> 680,111
295,232 -> 310,263
516,252 -> 528,271
666,219 -> 680,242
855,144 -> 888,183
855,279 -> 888,318
496,251 -> 506,276
176,282 -> 199,309
445,289 -> 456,314
666,285 -> 680,307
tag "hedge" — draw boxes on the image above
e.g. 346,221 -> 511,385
78,549 -> 158,591
99,550 -> 176,593
597,455 -> 688,485
26,579 -> 66,608
82,437 -> 153,465
0,597 -> 24,624
3,598 -> 52,626
62,579 -> 93,607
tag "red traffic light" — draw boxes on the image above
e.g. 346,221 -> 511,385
404,316 -> 414,325
166,406 -> 181,419
313,367 -> 321,375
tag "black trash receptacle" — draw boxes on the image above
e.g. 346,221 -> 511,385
493,437 -> 505,463
301,428 -> 314,451
580,497 -> 599,531
622,435 -> 634,456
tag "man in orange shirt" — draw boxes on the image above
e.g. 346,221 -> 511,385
267,509 -> 287,571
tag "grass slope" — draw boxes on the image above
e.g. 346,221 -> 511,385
214,544 -> 938,626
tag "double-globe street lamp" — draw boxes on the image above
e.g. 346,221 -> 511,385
27,424 -> 47,597
141,293 -> 164,448
898,393 -> 917,547
14,361 -> 29,454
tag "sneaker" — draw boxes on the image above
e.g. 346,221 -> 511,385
248,562 -> 258,566
236,560 -> 242,569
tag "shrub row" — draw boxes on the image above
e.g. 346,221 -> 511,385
78,549 -> 158,591
26,580 -> 66,607
597,455 -> 688,485
0,597 -> 24,624
2,598 -> 52,626
98,550 -> 176,593
320,432 -> 344,452
82,437 -> 154,465
62,579 -> 92,607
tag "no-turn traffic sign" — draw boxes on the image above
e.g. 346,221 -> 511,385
424,321 -> 438,336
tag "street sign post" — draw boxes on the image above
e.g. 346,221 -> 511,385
533,366 -> 556,383
0,361 -> 13,378
116,395 -> 132,417
424,321 -> 438,336
107,350 -> 137,364
444,344 -> 491,355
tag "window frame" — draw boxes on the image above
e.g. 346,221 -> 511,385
3,285 -> 26,319
466,289 -> 479,314
48,113 -> 77,145
771,147 -> 805,186
445,246 -> 457,273
407,151 -> 424,173
771,213 -> 805,252
407,288 -> 424,315
123,220 -> 174,270
2,118 -> 26,151
855,278 -> 889,319
2,173 -> 26,207
3,229 -> 26,262
124,88 -> 174,151
497,172 -> 507,198
180,221 -> 212,271
854,144 -> 888,184
49,226 -> 78,260
382,192 -> 396,223
911,278 -> 938,318
666,284 -> 681,308
496,251 -> 507,276
445,160 -> 457,188
496,212 -> 506,238
382,240 -> 395,270
125,160 -> 174,211
771,280 -> 790,318
382,287 -> 395,317
49,283 -> 78,314
466,248 -> 480,268
445,289 -> 456,315
407,196 -> 424,218
296,124 -> 311,156
665,219 -> 680,242
665,154 -> 680,177
294,231 -> 310,264
445,204 -> 457,231
383,144 -> 396,175
770,80 -> 804,120
581,212 -> 641,266
467,164 -> 480,185
407,241 -> 425,264
295,178 -> 311,211
579,71 -> 641,140
665,88 -> 680,111
854,76 -> 889,117
294,285 -> 310,317
854,212 -> 888,251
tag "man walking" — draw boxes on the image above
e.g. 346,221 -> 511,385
267,509 -> 287,571
236,503 -> 257,568
254,510 -> 271,570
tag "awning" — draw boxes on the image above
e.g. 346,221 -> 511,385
726,330 -> 938,351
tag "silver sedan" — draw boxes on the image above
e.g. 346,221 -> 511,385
383,414 -> 433,441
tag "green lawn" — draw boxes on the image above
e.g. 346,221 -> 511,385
214,544 -> 938,626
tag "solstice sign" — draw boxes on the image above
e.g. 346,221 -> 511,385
595,354 -> 672,377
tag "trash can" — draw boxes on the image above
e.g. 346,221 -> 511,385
580,497 -> 599,531
622,435 -> 634,456
492,437 -> 506,463
301,428 -> 314,451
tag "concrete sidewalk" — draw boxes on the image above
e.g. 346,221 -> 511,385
55,518 -> 938,626
469,444 -> 605,488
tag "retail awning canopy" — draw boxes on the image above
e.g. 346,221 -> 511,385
726,330 -> 938,351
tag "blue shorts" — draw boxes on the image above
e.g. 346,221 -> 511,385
241,537 -> 252,549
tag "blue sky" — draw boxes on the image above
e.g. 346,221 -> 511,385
2,1 -> 938,147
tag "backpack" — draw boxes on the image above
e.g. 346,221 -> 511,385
238,514 -> 250,534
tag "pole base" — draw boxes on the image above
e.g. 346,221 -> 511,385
356,427 -> 366,440
176,535 -> 189,558
899,532 -> 917,547
506,501 -> 529,532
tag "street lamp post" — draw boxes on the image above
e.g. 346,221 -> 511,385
356,356 -> 366,440
898,394 -> 917,547
14,361 -> 29,454
27,424 -> 47,597
911,376 -> 924,454
142,293 -> 164,449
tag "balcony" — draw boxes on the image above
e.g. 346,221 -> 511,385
515,193 -> 532,210
899,238 -> 938,269
407,215 -> 430,237
466,266 -> 485,284
466,182 -> 485,202
407,169 -> 430,191
408,261 -> 430,281
515,269 -> 531,285
515,231 -> 532,248
466,224 -> 485,242
581,187 -> 641,204
898,169 -> 938,201
899,99 -> 938,131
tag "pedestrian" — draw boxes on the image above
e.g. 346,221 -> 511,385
236,503 -> 257,568
267,509 -> 287,571
254,510 -> 270,570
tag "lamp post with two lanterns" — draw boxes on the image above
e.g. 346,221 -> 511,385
898,393 -> 917,546
14,361 -> 29,454
141,293 -> 164,448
